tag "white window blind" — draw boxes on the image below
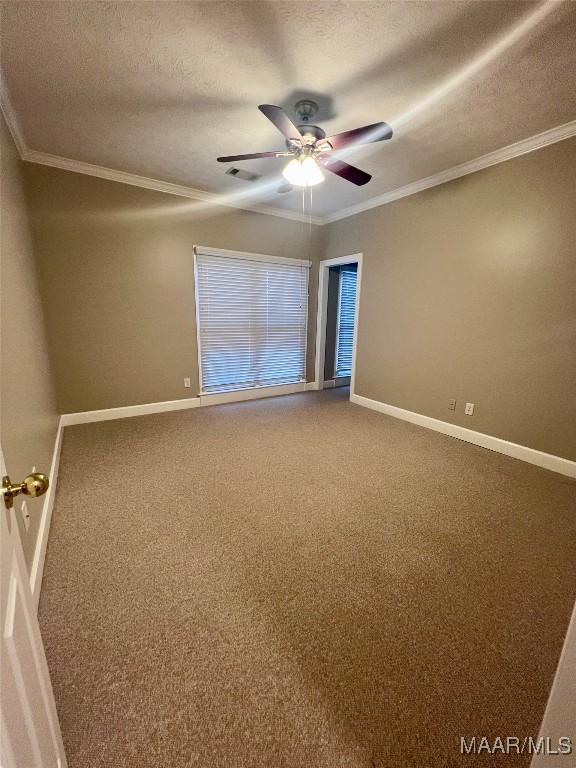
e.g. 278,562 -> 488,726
335,269 -> 357,378
195,250 -> 309,394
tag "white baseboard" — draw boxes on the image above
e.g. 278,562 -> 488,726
351,393 -> 576,479
60,396 -> 202,426
29,418 -> 63,608
60,383 -> 315,426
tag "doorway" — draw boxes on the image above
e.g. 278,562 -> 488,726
313,254 -> 363,393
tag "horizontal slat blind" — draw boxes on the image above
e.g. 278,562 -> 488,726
335,269 -> 357,378
195,253 -> 308,394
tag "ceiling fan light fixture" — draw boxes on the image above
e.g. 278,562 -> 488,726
218,103 -> 392,189
282,156 -> 325,187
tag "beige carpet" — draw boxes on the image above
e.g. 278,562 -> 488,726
39,388 -> 576,767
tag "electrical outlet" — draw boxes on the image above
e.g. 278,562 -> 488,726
465,402 -> 475,416
448,398 -> 457,411
183,377 -> 191,388
20,500 -> 31,532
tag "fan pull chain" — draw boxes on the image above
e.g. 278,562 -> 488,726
299,186 -> 313,264
308,186 -> 313,263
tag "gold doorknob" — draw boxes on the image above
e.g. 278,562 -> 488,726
2,473 -> 49,509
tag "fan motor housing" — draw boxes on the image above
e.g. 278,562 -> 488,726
298,124 -> 326,142
286,123 -> 326,151
289,99 -> 327,146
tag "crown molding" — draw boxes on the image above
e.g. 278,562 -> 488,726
0,69 -> 321,226
0,70 -> 28,157
324,118 -> 576,224
24,117 -> 576,228
22,150 -> 324,225
2,63 -> 575,228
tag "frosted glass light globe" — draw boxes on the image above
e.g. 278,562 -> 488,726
282,156 -> 325,187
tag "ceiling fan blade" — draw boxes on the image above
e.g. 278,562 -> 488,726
318,156 -> 372,186
258,104 -> 302,142
326,122 -> 393,150
217,151 -> 284,163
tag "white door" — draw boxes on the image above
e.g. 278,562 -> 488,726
0,446 -> 67,767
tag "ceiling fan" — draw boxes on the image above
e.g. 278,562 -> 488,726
217,99 -> 393,189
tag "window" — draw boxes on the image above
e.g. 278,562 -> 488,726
194,248 -> 309,394
335,268 -> 357,378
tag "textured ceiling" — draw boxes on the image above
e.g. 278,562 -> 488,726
2,1 -> 576,218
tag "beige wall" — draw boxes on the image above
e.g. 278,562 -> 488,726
1,115 -> 59,569
12,134 -> 576,466
325,137 -> 576,462
24,164 -> 323,414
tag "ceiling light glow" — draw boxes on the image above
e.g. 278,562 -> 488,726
282,156 -> 325,187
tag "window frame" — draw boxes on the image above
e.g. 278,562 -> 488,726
193,245 -> 311,396
334,267 -> 358,379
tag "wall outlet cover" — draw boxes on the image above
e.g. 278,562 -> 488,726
465,402 -> 475,416
448,398 -> 457,411
184,377 -> 191,388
